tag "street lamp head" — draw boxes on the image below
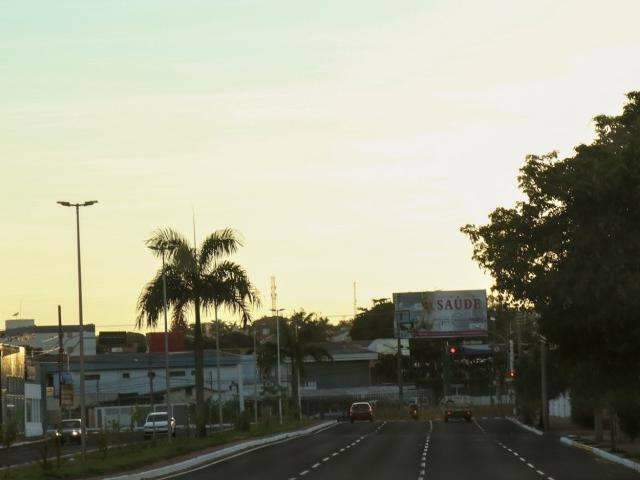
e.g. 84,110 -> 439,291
82,200 -> 98,206
57,201 -> 72,207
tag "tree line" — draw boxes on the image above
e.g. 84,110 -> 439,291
462,91 -> 640,445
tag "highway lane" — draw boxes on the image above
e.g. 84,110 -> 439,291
159,418 -> 640,480
168,420 -> 381,480
476,417 -> 640,480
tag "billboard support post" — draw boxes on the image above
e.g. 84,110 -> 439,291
396,335 -> 403,403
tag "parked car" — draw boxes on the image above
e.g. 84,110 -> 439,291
55,418 -> 83,444
143,412 -> 176,438
349,402 -> 374,423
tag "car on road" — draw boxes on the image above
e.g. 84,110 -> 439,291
143,412 -> 176,439
349,402 -> 374,423
443,400 -> 472,422
55,419 -> 83,444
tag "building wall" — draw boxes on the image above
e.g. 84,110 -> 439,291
4,330 -> 96,356
53,362 -> 256,407
304,361 -> 372,389
24,383 -> 42,437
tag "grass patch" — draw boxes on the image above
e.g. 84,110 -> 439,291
0,420 -> 315,480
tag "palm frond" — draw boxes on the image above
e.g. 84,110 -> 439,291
199,229 -> 243,268
199,260 -> 260,327
171,242 -> 198,277
145,228 -> 190,258
136,266 -> 190,329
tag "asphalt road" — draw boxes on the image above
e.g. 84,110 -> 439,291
167,418 -> 640,480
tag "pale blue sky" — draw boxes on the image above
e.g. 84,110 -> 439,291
2,0 -> 640,331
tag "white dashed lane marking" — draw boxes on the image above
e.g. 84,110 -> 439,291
417,429 -> 432,480
289,422 -> 388,479
491,431 -> 556,480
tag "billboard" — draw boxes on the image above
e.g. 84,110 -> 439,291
393,290 -> 487,339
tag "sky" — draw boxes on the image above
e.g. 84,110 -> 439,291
2,0 -> 640,333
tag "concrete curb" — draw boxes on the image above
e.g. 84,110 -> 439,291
560,436 -> 640,473
507,417 -> 543,436
102,421 -> 337,480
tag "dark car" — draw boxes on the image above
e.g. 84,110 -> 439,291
56,419 -> 83,444
443,400 -> 472,422
349,402 -> 374,423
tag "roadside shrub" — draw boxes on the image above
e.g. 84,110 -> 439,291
613,393 -> 640,442
2,421 -> 18,449
37,435 -> 50,471
235,411 -> 252,432
98,428 -> 109,459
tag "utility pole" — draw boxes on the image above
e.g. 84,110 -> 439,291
353,281 -> 357,320
215,303 -> 223,428
271,276 -> 283,425
149,369 -> 156,440
58,306 -> 63,411
253,328 -> 259,424
0,347 -> 3,425
294,320 -> 302,420
397,329 -> 404,403
57,200 -> 97,459
147,241 -> 178,442
540,337 -> 549,431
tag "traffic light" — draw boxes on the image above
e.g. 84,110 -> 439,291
448,346 -> 458,355
506,370 -> 516,379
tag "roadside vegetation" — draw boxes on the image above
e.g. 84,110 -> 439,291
462,91 -> 640,449
1,419 -> 314,480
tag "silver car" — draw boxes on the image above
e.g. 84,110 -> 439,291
56,418 -> 83,444
143,412 -> 176,438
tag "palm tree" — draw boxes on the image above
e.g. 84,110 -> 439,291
281,311 -> 332,418
137,228 -> 259,437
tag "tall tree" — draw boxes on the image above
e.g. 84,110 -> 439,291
349,298 -> 394,340
282,311 -> 332,414
461,92 -> 640,429
137,228 -> 259,437
257,312 -> 332,415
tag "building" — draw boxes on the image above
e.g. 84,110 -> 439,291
146,331 -> 185,353
2,319 -> 96,356
0,344 -> 44,437
97,331 -> 146,353
37,350 -> 255,429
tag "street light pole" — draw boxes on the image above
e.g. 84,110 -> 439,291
272,308 -> 284,425
215,303 -> 223,429
161,249 -> 171,441
540,336 -> 549,431
57,200 -> 97,459
149,241 -> 177,442
253,327 -> 259,424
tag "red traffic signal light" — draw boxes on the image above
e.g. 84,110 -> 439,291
507,370 -> 516,378
448,346 -> 458,355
